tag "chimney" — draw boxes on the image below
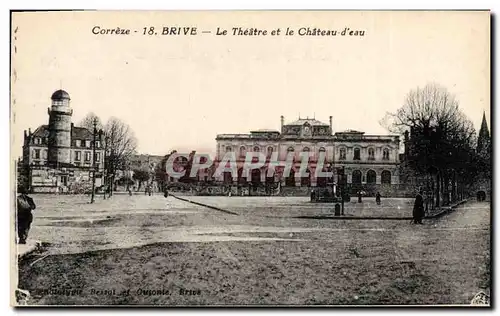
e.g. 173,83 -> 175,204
28,128 -> 31,135
329,116 -> 333,133
280,115 -> 284,133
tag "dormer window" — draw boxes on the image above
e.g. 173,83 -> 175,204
76,140 -> 81,147
86,140 -> 91,148
34,137 -> 41,145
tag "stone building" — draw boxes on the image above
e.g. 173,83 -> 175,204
214,116 -> 400,195
20,90 -> 105,193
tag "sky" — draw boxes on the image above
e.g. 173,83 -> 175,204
11,11 -> 490,158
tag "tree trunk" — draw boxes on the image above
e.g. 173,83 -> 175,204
435,172 -> 440,207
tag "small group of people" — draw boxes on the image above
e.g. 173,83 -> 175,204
356,191 -> 382,205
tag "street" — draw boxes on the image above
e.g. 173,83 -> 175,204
17,194 -> 490,305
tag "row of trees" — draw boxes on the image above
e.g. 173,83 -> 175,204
79,113 -> 138,195
382,83 -> 490,206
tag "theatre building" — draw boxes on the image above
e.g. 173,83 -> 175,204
214,116 -> 401,195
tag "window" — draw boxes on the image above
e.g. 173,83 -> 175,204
253,146 -> 260,152
267,146 -> 274,156
86,140 -> 91,148
319,147 -> 326,152
43,150 -> 48,159
381,170 -> 392,184
339,148 -> 346,160
85,152 -> 91,162
225,146 -> 232,153
366,170 -> 376,184
33,149 -> 40,159
75,151 -> 81,161
383,148 -> 390,160
352,170 -> 362,184
76,140 -> 81,147
96,141 -> 100,148
302,147 -> 310,152
239,146 -> 246,157
95,152 -> 101,162
34,138 -> 41,145
368,148 -> 375,160
353,148 -> 361,160
287,146 -> 295,152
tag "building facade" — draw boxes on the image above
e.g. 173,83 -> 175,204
214,116 -> 400,195
20,90 -> 105,193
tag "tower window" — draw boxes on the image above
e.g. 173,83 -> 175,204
34,138 -> 41,145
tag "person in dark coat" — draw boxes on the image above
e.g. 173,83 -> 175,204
413,190 -> 425,224
375,192 -> 381,205
16,187 -> 36,244
357,190 -> 363,203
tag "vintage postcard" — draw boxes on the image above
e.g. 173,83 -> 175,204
10,10 -> 491,306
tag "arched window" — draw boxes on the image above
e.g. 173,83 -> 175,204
353,148 -> 361,160
368,148 -> 375,160
239,146 -> 246,158
303,147 -> 310,152
253,146 -> 260,152
383,148 -> 390,160
287,146 -> 295,152
225,146 -> 232,153
301,169 -> 311,187
223,171 -> 232,184
267,146 -> 274,156
251,169 -> 261,185
352,170 -> 362,184
381,170 -> 392,184
319,147 -> 326,152
238,168 -> 247,184
339,148 -> 346,160
285,169 -> 295,186
366,170 -> 376,184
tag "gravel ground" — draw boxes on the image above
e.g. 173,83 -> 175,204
16,195 -> 490,306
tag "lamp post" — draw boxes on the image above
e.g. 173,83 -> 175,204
90,119 -> 103,204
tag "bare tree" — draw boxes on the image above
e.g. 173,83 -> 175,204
78,112 -> 104,131
382,83 -> 477,206
104,117 -> 138,195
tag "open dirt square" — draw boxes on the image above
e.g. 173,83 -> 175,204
16,194 -> 490,305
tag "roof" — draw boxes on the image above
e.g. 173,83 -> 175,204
51,89 -> 71,100
252,129 -> 280,133
338,129 -> 365,134
30,125 -> 93,140
285,118 -> 329,127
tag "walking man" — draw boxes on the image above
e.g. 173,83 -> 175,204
413,189 -> 425,224
16,187 -> 36,244
375,191 -> 381,205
